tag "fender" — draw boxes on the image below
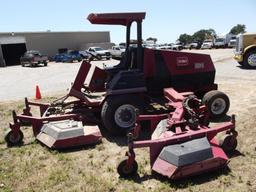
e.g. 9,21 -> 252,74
244,44 -> 256,54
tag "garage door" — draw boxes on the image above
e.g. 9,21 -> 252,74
1,43 -> 27,66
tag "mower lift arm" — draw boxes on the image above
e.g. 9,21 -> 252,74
10,109 -> 78,136
22,97 -> 50,117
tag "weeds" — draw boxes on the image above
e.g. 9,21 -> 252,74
0,94 -> 256,192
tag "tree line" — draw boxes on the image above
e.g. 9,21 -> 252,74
177,24 -> 246,45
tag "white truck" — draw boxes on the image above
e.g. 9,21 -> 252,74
228,36 -> 237,48
201,40 -> 214,49
110,46 -> 125,59
214,34 -> 237,48
214,37 -> 225,48
225,34 -> 237,48
87,47 -> 111,60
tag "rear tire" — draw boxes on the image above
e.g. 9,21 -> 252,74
101,95 -> 144,135
44,61 -> 47,66
202,90 -> 230,119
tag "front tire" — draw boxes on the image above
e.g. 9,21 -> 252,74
101,95 -> 144,135
202,90 -> 230,119
244,49 -> 256,68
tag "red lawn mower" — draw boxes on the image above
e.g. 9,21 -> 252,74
5,12 -> 230,149
117,88 -> 237,179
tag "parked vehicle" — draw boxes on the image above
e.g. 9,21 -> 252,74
228,36 -> 237,48
201,40 -> 214,49
172,43 -> 183,50
110,46 -> 125,59
87,47 -> 111,60
214,38 -> 225,48
234,33 -> 256,68
79,50 -> 91,60
189,42 -> 201,49
119,42 -> 126,47
20,50 -> 48,67
54,50 -> 82,63
158,45 -> 172,50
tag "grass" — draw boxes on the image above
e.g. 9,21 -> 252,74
0,85 -> 256,192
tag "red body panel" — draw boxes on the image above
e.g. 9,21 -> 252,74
87,12 -> 146,26
143,48 -> 215,78
71,60 -> 107,93
36,125 -> 102,149
152,138 -> 228,179
143,48 -> 156,78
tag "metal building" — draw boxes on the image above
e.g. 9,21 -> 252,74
0,31 -> 110,67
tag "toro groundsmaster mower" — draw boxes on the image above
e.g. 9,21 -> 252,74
117,88 -> 238,179
5,12 -> 230,148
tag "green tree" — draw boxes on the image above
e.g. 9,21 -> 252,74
192,29 -> 216,44
229,24 -> 246,35
207,28 -> 217,39
178,33 -> 192,45
192,30 -> 207,44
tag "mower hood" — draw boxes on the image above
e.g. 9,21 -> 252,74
87,12 -> 146,26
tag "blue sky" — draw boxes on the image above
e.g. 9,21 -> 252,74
0,0 -> 255,44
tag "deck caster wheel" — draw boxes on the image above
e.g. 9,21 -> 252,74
117,158 -> 138,178
219,134 -> 237,153
5,130 -> 24,147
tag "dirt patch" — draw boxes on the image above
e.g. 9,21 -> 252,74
0,82 -> 256,192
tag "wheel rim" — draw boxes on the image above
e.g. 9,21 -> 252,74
9,132 -> 21,143
114,104 -> 136,128
248,53 -> 256,66
211,98 -> 226,115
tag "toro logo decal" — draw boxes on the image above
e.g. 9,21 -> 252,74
176,57 -> 189,67
194,62 -> 205,69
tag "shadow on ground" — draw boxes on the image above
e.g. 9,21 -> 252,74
236,65 -> 256,70
124,166 -> 231,188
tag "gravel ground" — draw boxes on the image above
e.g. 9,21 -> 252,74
0,48 -> 253,102
0,59 -> 119,101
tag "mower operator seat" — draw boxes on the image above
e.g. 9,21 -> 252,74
117,46 -> 138,70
